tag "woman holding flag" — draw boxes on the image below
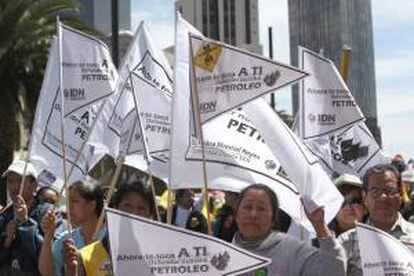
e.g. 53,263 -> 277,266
63,179 -> 156,276
233,184 -> 347,276
38,177 -> 105,276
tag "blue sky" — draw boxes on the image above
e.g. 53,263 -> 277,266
130,0 -> 414,160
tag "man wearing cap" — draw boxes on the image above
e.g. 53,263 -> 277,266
338,164 -> 414,276
0,160 -> 56,275
329,174 -> 366,236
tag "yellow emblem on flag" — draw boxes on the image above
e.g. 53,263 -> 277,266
193,43 -> 222,73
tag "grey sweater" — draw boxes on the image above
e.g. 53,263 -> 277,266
233,231 -> 347,276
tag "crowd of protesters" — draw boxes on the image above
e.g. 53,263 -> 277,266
1,154 -> 414,275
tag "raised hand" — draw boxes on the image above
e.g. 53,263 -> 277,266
63,238 -> 79,276
14,195 -> 28,224
41,211 -> 56,239
304,205 -> 332,238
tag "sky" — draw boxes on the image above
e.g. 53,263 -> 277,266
130,0 -> 414,160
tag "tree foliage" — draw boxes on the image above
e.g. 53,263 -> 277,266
0,0 -> 88,203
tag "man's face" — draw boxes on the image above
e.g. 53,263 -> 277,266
365,170 -> 401,226
7,172 -> 36,202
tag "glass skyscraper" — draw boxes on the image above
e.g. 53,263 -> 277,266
289,0 -> 381,144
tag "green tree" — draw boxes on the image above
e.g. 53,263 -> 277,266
0,0 -> 88,203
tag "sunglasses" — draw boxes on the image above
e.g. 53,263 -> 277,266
342,197 -> 363,207
368,187 -> 399,198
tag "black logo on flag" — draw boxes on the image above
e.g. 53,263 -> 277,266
265,160 -> 277,170
211,251 -> 230,271
264,70 -> 280,87
330,136 -> 369,164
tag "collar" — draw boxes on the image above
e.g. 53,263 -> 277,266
368,213 -> 409,234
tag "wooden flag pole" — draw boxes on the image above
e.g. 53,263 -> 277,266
147,173 -> 161,222
189,35 -> 212,235
57,18 -> 72,232
93,154 -> 124,239
18,155 -> 30,196
340,44 -> 351,83
127,66 -> 161,222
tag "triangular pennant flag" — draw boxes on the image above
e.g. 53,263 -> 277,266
306,121 -> 386,176
297,46 -> 364,139
244,98 -> 343,218
106,208 -> 271,276
357,223 -> 414,276
170,13 -> 312,229
89,22 -> 172,179
295,46 -> 389,177
29,23 -> 117,188
190,35 -> 308,125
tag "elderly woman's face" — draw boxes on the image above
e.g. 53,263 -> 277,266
236,188 -> 274,241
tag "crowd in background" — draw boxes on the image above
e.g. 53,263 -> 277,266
0,154 -> 414,275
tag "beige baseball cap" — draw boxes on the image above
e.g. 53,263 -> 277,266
334,173 -> 363,188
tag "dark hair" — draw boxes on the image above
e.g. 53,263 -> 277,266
362,164 -> 401,190
110,179 -> 156,216
69,176 -> 104,216
175,189 -> 193,200
237,184 -> 279,224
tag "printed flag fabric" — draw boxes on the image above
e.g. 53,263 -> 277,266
88,22 -> 172,179
106,208 -> 271,276
295,46 -> 388,177
170,13 -> 321,231
357,223 -> 414,276
29,24 -> 117,189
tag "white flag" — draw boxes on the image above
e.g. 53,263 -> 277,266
29,24 -> 117,188
106,208 -> 271,276
89,22 -> 172,178
297,46 -> 364,139
357,223 -> 414,276
295,47 -> 388,177
244,99 -> 343,218
190,34 -> 307,126
170,13 -> 311,228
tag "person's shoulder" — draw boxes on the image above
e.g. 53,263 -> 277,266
400,216 -> 414,239
399,221 -> 414,249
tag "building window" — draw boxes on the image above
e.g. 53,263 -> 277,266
245,0 -> 251,44
230,0 -> 236,45
202,0 -> 208,36
209,0 -> 219,40
224,0 -> 229,43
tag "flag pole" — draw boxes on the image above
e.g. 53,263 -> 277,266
127,66 -> 161,222
57,18 -> 72,232
340,44 -> 351,83
166,13 -> 180,226
188,34 -> 212,235
93,154 -> 124,239
268,27 -> 275,110
18,154 -> 30,196
166,189 -> 174,225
